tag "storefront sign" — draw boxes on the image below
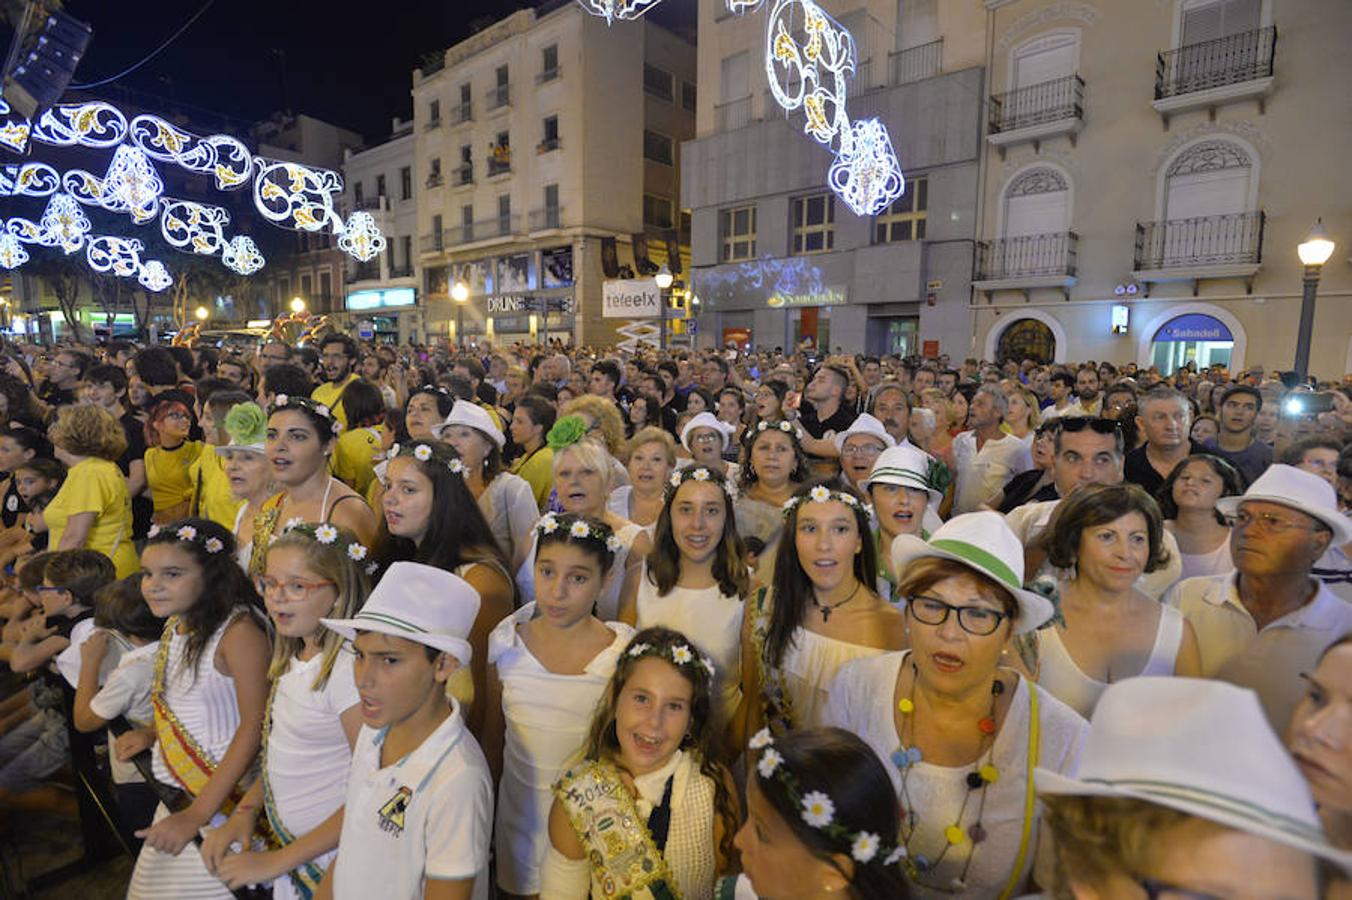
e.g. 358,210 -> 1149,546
487,295 -> 530,314
1155,314 -> 1231,342
347,288 -> 415,311
766,287 -> 846,308
602,278 -> 660,318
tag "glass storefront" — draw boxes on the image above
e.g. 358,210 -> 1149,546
1150,313 -> 1233,373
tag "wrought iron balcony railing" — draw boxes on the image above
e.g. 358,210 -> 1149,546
889,38 -> 942,86
715,95 -> 752,132
530,207 -> 563,230
420,232 -> 444,254
454,165 -> 473,186
486,84 -> 510,111
1134,211 -> 1265,270
347,261 -> 381,283
989,74 -> 1084,134
451,102 -> 472,125
975,232 -> 1078,281
536,66 -> 561,85
444,214 -> 520,246
1156,26 -> 1276,100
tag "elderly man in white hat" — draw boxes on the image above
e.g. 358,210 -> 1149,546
1164,464 -> 1352,728
833,412 -> 895,492
1038,677 -> 1350,898
951,384 -> 1033,515
679,411 -> 738,481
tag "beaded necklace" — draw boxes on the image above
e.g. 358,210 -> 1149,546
891,661 -> 1004,892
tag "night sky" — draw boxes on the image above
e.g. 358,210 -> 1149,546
47,0 -> 695,145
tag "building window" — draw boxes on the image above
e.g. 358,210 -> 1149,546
873,176 -> 927,243
643,194 -> 674,229
643,64 -> 673,100
498,194 -> 512,234
540,115 -> 560,152
682,81 -> 697,112
456,83 -> 472,121
544,183 -> 559,210
400,166 -> 412,200
399,235 -> 412,272
375,174 -> 386,199
457,145 -> 473,185
300,274 -> 312,299
541,44 -> 559,81
319,271 -> 332,305
792,193 -> 835,254
489,131 -> 511,175
720,205 -> 757,261
428,99 -> 441,124
353,181 -> 363,206
428,159 -> 442,188
643,129 -> 673,166
461,204 -> 473,242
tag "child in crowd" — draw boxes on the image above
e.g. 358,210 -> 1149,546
201,523 -> 371,899
189,387 -> 250,531
0,489 -> 56,569
540,626 -> 739,899
318,561 -> 493,900
13,457 -> 66,509
483,513 -> 636,898
127,518 -> 271,900
143,397 -> 203,525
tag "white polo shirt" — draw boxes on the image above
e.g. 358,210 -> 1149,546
952,431 -> 1033,514
331,700 -> 493,900
1163,573 -> 1352,728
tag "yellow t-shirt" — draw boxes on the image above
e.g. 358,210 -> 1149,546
144,441 -> 204,513
510,445 -> 554,512
332,424 -> 385,498
188,445 -> 243,531
313,373 -> 360,429
45,457 -> 139,577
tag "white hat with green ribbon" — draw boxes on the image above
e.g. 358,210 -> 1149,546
890,510 -> 1053,634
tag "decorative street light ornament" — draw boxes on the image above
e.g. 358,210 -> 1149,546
338,211 -> 386,262
1,162 -> 60,197
99,146 -> 164,224
86,235 -> 147,278
160,198 -> 230,255
254,158 -> 344,232
38,192 -> 91,254
222,235 -> 265,275
137,259 -> 173,292
574,0 -> 664,24
129,115 -> 253,190
0,233 -> 28,270
32,101 -> 128,148
828,118 -> 905,217
0,120 -> 30,154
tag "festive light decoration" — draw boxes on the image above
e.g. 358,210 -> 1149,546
32,101 -> 128,148
338,211 -> 386,262
86,235 -> 146,277
574,0 -> 664,24
253,158 -> 344,232
0,234 -> 28,270
137,259 -> 173,292
99,146 -> 164,224
129,115 -> 253,190
0,163 -> 60,197
222,235 -> 265,275
828,118 -> 905,217
38,193 -> 91,254
160,198 -> 230,255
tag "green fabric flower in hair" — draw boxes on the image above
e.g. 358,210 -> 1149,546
547,414 -> 588,450
224,402 -> 268,446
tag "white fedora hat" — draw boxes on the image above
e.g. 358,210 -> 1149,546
1037,677 -> 1352,871
1216,463 -> 1352,545
322,561 -> 479,666
681,411 -> 735,451
833,413 -> 897,453
891,510 -> 1054,633
864,444 -> 942,506
432,399 -> 505,449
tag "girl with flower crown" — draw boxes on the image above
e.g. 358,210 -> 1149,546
734,420 -> 811,587
200,523 -> 372,899
252,396 -> 378,571
482,512 -> 636,899
740,481 -> 907,737
619,465 -> 749,741
127,518 -> 271,899
539,626 -> 739,899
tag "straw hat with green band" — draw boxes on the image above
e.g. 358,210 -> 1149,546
889,510 -> 1054,634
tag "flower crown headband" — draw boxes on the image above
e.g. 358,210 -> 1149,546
270,394 -> 343,435
387,442 -> 467,476
781,484 -> 874,522
536,512 -> 623,554
276,521 -> 379,577
667,466 -> 739,500
627,638 -> 716,680
147,523 -> 227,555
749,728 -> 904,867
751,418 -> 804,442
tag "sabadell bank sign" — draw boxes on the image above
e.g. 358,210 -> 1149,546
602,278 -> 661,319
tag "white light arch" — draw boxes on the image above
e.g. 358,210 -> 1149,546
984,309 -> 1069,364
1135,301 -> 1247,371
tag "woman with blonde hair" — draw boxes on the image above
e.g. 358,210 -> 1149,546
45,404 -> 138,576
562,393 -> 630,488
1002,381 -> 1042,444
609,426 -> 677,533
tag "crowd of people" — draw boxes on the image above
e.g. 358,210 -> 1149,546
0,332 -> 1350,899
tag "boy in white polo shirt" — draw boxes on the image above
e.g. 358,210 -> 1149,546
319,562 -> 492,900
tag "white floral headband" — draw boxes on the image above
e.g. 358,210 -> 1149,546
667,466 -> 739,500
276,520 -> 379,577
750,728 -> 904,867
536,512 -> 623,553
147,523 -> 227,555
627,638 -> 716,679
781,484 -> 874,522
271,394 -> 343,435
754,419 -> 803,440
388,442 -> 467,475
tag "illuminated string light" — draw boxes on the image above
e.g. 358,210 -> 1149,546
32,101 -> 128,148
338,211 -> 386,262
138,260 -> 173,292
160,198 -> 230,255
38,193 -> 91,254
129,115 -> 253,190
99,146 -> 163,224
829,118 -> 905,216
222,235 -> 265,275
253,158 -> 344,232
0,163 -> 60,197
0,234 -> 28,269
87,235 -> 146,278
0,120 -> 30,153
574,0 -> 665,24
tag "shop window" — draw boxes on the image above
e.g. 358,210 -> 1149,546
720,205 -> 757,261
792,193 -> 835,255
874,176 -> 927,243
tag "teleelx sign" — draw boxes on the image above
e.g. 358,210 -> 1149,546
602,278 -> 661,318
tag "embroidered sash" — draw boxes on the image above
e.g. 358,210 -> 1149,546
248,499 -> 284,578
555,761 -> 681,900
260,681 -> 324,899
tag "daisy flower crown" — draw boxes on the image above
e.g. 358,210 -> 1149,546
754,419 -> 803,440
387,442 -> 467,476
270,394 -> 343,435
749,728 -> 905,868
667,466 -> 739,501
626,637 -> 716,680
535,512 -> 623,554
276,520 -> 379,577
781,484 -> 874,523
146,523 -> 227,556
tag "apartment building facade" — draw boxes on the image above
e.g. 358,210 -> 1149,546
413,1 -> 696,347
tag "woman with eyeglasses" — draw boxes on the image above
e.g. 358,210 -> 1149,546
143,395 -> 203,526
1030,484 -> 1201,720
826,511 -> 1089,898
1159,454 -> 1244,580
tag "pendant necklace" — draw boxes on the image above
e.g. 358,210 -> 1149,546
811,580 -> 861,622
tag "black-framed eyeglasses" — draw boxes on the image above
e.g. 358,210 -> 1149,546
1058,416 -> 1121,435
906,595 -> 1008,636
1136,876 -> 1224,900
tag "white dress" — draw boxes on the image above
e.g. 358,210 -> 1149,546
606,486 -> 658,540
232,503 -> 253,572
781,627 -> 888,730
516,522 -> 643,621
634,562 -> 743,728
1035,605 -> 1185,720
488,605 -> 634,894
826,651 -> 1088,899
479,472 -> 542,570
129,614 -> 251,900
1177,532 -> 1233,581
265,650 -> 361,900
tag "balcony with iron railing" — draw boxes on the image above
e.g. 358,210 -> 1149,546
389,264 -> 414,278
347,260 -> 381,283
1133,211 -> 1265,291
424,117 -> 441,131
1153,26 -> 1276,123
353,196 -> 387,212
420,231 -> 445,254
444,214 -> 521,247
536,65 -> 561,85
973,232 -> 1079,296
846,59 -> 874,98
987,74 -> 1084,155
451,102 -> 472,125
425,173 -> 443,189
454,165 -> 473,187
715,95 -> 752,132
486,84 -> 510,111
487,157 -> 511,177
889,38 -> 943,86
529,207 -> 563,231
537,137 -> 561,154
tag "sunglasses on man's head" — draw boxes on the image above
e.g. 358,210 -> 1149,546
1058,417 -> 1121,435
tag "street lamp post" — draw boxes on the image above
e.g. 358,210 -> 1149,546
451,280 -> 469,349
1294,218 -> 1336,382
290,296 -> 307,315
195,305 -> 209,323
654,264 -> 673,351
